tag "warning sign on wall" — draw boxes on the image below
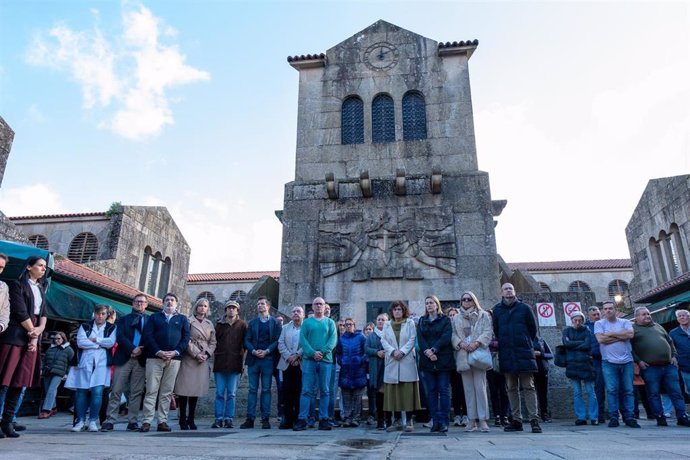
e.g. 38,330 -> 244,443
536,302 -> 556,327
562,302 -> 582,327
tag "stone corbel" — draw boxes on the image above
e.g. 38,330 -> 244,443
360,171 -> 372,198
325,173 -> 338,199
430,170 -> 442,194
395,169 -> 406,196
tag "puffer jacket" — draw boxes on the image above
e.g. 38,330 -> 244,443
562,326 -> 595,381
337,330 -> 368,389
492,299 -> 537,374
417,314 -> 454,372
43,343 -> 75,377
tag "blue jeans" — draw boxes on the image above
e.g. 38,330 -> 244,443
640,364 -> 687,419
592,358 -> 606,419
42,375 -> 63,412
570,379 -> 598,421
246,359 -> 274,420
681,371 -> 690,399
299,359 -> 332,421
328,364 -> 339,419
214,372 -> 241,421
422,371 -> 450,425
76,385 -> 104,423
602,361 -> 634,420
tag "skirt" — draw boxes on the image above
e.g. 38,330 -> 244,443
0,342 -> 40,388
383,381 -> 422,412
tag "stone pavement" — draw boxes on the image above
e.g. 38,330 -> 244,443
1,414 -> 688,459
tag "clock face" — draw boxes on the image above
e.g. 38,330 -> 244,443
363,42 -> 399,71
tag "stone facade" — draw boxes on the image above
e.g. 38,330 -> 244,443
10,206 -> 191,308
278,21 -> 503,324
625,175 -> 690,300
0,116 -> 13,188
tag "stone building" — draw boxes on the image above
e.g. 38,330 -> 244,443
626,174 -> 690,323
9,206 -> 192,308
277,20 -> 505,324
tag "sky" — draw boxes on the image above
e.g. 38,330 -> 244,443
0,0 -> 688,274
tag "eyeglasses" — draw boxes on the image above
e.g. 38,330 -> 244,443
461,298 -> 473,302
345,323 -> 354,327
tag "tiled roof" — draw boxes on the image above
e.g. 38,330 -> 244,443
187,271 -> 280,283
287,53 -> 326,63
54,259 -> 162,307
508,259 -> 632,272
633,271 -> 690,303
438,39 -> 479,49
9,212 -> 108,220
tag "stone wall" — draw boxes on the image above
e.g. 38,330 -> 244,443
13,214 -> 111,257
528,270 -> 633,304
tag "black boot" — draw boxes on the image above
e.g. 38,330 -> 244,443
187,416 -> 197,430
0,422 -> 19,438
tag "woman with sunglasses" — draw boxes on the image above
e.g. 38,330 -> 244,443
417,295 -> 453,432
452,291 -> 493,432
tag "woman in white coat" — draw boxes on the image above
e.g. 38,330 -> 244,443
451,291 -> 493,432
65,304 -> 116,432
381,300 -> 421,432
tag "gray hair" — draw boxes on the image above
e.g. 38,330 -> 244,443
634,306 -> 649,317
675,309 -> 689,318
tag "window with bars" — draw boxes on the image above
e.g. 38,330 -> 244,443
197,291 -> 216,302
372,94 -> 395,143
402,91 -> 427,140
68,232 -> 98,263
607,280 -> 629,298
568,280 -> 592,293
341,96 -> 364,145
229,290 -> 247,303
538,282 -> 551,293
28,234 -> 49,250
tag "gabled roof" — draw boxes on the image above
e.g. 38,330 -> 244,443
188,271 -> 280,283
633,271 -> 690,303
508,259 -> 632,272
54,259 -> 162,308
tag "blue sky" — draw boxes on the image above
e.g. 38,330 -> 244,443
0,1 -> 688,273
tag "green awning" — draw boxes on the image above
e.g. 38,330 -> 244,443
46,281 -> 135,322
644,290 -> 690,325
0,239 -> 53,280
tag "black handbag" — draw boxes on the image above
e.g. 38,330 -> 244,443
554,345 -> 568,368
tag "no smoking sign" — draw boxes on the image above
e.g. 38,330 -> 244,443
536,302 -> 556,327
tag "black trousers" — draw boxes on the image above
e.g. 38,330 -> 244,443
534,370 -> 549,417
282,365 -> 302,425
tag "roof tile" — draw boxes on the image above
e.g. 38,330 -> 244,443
508,259 -> 632,271
187,271 -> 280,283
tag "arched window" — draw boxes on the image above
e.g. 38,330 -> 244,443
372,93 -> 395,143
229,290 -> 247,303
668,223 -> 688,275
568,281 -> 591,293
197,291 -> 216,303
402,91 -> 427,140
538,282 -> 551,293
68,232 -> 98,263
28,234 -> 49,250
649,237 -> 668,284
341,96 -> 364,145
157,257 -> 172,299
139,246 -> 153,292
608,280 -> 629,298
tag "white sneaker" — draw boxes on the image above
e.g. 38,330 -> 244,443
454,415 -> 463,426
71,421 -> 85,432
423,421 -> 433,428
88,421 -> 99,432
461,415 -> 470,427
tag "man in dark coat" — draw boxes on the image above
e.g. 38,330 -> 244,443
101,294 -> 149,432
492,283 -> 541,434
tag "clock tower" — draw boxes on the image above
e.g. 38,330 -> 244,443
278,20 -> 504,322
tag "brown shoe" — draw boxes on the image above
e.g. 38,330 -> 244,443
139,423 -> 151,433
157,422 -> 172,432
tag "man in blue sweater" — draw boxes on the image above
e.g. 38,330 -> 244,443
139,293 -> 190,433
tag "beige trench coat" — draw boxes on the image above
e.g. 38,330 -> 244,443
174,317 -> 217,397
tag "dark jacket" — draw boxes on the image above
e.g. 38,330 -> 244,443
670,326 -> 690,373
214,318 -> 248,373
43,343 -> 74,377
143,311 -> 190,360
244,316 -> 281,367
336,330 -> 368,389
584,319 -> 602,359
562,326 -> 595,381
534,336 -> 553,375
492,298 -> 538,374
0,279 -> 47,346
114,311 -> 148,367
365,331 -> 384,390
79,320 -> 117,366
417,314 -> 454,372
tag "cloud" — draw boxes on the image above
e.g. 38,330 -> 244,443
25,2 -> 209,140
0,184 -> 66,216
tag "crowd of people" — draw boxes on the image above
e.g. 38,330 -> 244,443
1,254 -> 689,439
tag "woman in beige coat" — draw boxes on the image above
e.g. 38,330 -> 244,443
381,300 -> 421,432
451,291 -> 493,432
174,298 -> 217,430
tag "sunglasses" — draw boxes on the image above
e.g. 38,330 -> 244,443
461,298 -> 473,302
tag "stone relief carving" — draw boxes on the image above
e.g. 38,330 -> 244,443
318,207 -> 457,280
